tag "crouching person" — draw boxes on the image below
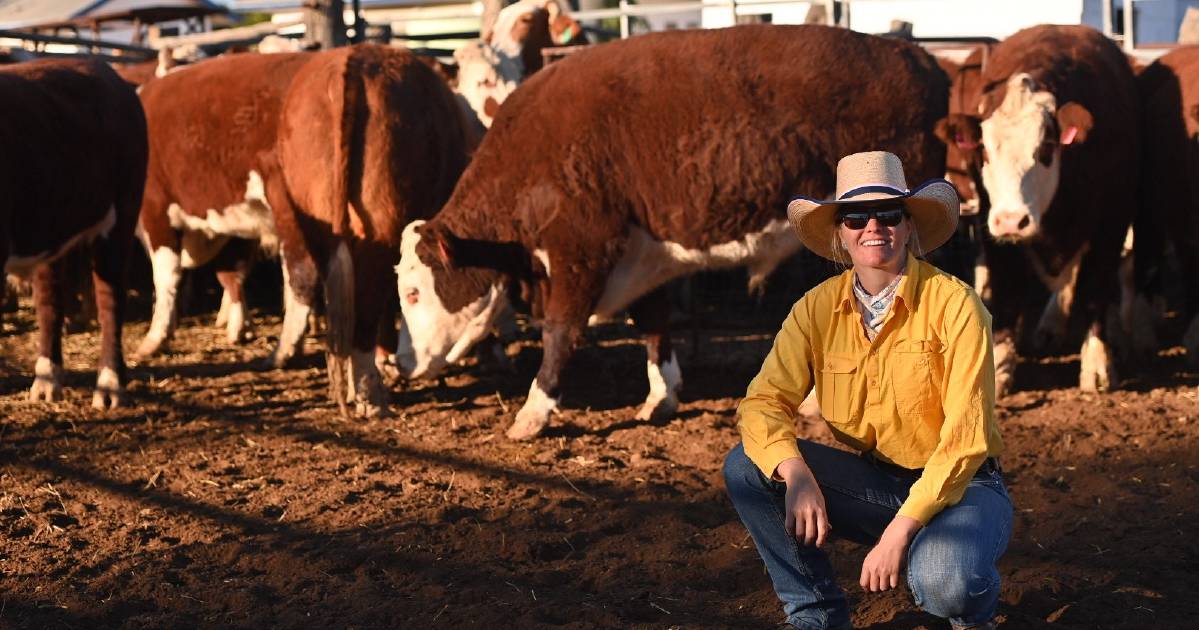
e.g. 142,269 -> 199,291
723,152 -> 1011,630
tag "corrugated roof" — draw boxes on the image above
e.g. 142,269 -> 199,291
0,0 -> 225,29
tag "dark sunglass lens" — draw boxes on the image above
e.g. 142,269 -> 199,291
840,213 -> 870,230
875,209 -> 906,226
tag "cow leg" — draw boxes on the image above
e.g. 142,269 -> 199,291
90,223 -> 131,410
1184,314 -> 1199,367
212,240 -> 256,345
1079,320 -> 1116,392
270,249 -> 316,368
375,285 -> 401,386
349,241 -> 395,417
134,241 -> 182,360
629,287 -> 681,422
508,319 -> 582,441
323,240 -> 390,418
29,262 -> 65,403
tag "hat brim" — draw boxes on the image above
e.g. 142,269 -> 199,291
786,179 -> 960,262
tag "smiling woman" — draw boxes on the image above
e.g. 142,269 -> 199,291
724,151 -> 1010,630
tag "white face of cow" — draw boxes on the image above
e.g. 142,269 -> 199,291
452,40 -> 520,128
980,73 -> 1062,241
395,221 -> 508,379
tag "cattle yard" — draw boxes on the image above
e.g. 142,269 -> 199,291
0,288 -> 1196,628
2,4 -> 1199,629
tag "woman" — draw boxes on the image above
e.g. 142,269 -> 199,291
723,151 -> 1010,630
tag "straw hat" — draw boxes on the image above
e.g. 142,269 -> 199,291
786,151 -> 960,261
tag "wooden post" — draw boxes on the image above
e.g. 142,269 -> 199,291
1123,0 -> 1135,51
303,0 -> 347,49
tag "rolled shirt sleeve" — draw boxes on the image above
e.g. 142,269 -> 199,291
897,287 -> 996,525
736,299 -> 816,479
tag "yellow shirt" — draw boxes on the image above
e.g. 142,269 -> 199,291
736,252 -> 1003,525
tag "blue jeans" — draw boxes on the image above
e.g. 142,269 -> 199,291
723,441 -> 1012,630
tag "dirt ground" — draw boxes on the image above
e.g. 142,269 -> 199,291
0,277 -> 1197,629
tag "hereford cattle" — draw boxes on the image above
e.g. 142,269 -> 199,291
276,44 -> 472,417
454,0 -> 586,129
396,24 -> 949,440
1135,46 -> 1199,365
134,52 -> 315,365
0,59 -> 147,408
934,25 -> 1138,394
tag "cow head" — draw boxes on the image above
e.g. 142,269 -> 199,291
396,221 -> 510,379
488,0 -> 585,75
978,73 -> 1093,241
452,39 -> 520,129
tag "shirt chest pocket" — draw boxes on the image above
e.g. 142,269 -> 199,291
819,353 -> 858,425
890,339 -> 944,418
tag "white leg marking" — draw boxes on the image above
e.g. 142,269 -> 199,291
636,352 -> 681,421
135,247 -> 182,359
350,349 -> 389,418
973,253 -> 990,303
993,335 -> 1017,397
225,298 -> 245,345
508,379 -> 558,441
271,260 -> 310,367
92,366 -> 123,410
29,356 -> 63,403
215,289 -> 231,327
1079,327 -> 1115,393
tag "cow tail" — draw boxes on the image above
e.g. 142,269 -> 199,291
329,52 -> 365,239
324,240 -> 355,358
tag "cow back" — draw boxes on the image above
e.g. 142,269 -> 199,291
278,44 -> 472,248
437,24 -> 948,253
0,59 -> 147,265
138,53 -> 312,215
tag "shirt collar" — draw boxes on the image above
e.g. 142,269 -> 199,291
835,250 -> 923,314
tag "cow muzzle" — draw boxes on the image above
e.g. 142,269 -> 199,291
988,209 -> 1038,241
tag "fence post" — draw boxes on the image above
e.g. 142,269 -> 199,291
619,0 -> 629,39
1123,0 -> 1135,51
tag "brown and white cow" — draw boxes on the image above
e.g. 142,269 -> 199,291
0,59 -> 147,408
934,25 -> 1138,394
454,0 -> 586,129
136,46 -> 473,417
1135,46 -> 1199,365
274,44 -> 473,417
134,52 -> 315,365
396,25 -> 950,440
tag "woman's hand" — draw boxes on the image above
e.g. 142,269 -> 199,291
776,457 -> 831,547
859,516 -> 922,592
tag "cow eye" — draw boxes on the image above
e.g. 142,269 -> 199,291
1035,140 -> 1055,166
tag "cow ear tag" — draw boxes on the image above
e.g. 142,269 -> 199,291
1060,126 -> 1079,146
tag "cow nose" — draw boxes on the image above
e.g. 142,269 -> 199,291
989,210 -> 1034,238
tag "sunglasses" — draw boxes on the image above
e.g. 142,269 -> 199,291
836,207 -> 907,230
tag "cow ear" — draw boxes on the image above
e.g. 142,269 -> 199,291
934,114 -> 982,150
416,222 -> 460,269
1057,102 -> 1093,145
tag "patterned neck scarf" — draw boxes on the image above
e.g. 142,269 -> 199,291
852,268 -> 905,341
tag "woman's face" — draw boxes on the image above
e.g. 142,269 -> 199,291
837,204 -> 912,273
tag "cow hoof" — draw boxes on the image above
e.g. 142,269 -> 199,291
91,367 -> 124,410
635,395 -> 678,422
91,388 -> 124,410
133,336 -> 167,362
29,378 -> 63,403
375,353 -> 402,386
29,357 -> 64,403
507,412 -> 550,441
1079,329 -> 1116,393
